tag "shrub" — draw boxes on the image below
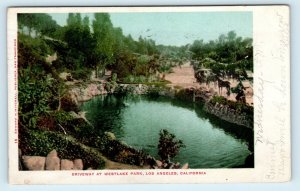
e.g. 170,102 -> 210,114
158,129 -> 185,162
175,88 -> 193,101
18,67 -> 54,129
36,114 -> 56,131
60,95 -> 79,112
92,133 -> 149,166
71,68 -> 91,80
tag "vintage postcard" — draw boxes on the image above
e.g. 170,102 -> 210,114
7,6 -> 290,184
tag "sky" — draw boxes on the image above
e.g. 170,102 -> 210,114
50,12 -> 252,46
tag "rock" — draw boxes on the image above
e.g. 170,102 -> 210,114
155,160 -> 163,168
69,111 -> 79,119
181,163 -> 189,169
45,150 -> 60,170
22,156 -> 46,170
61,159 -> 74,170
73,159 -> 83,170
120,141 -> 128,146
59,72 -> 72,81
163,163 -> 168,168
47,150 -> 58,158
45,52 -> 57,63
104,131 -> 116,141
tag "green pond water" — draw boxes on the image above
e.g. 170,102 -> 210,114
80,94 -> 252,168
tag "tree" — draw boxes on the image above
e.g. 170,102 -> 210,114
92,13 -> 114,77
18,14 -> 38,36
18,13 -> 60,37
111,27 -> 125,55
62,13 -> 95,71
158,129 -> 185,162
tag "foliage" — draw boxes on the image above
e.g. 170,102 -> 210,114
18,68 -> 54,128
105,73 -> 118,93
18,31 -> 67,129
71,68 -> 92,80
18,34 -> 53,68
92,132 -> 150,166
158,129 -> 185,162
175,88 -> 194,101
54,111 -> 73,125
60,95 -> 79,112
190,31 -> 253,72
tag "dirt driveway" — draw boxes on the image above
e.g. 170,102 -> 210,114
164,62 -> 200,89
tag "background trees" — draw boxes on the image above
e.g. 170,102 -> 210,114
189,31 -> 253,73
18,13 -> 60,37
189,31 -> 253,87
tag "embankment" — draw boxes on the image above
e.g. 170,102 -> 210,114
204,102 -> 253,129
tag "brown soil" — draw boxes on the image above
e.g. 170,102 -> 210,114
165,62 -> 200,89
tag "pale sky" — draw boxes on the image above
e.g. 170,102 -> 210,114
50,12 -> 252,46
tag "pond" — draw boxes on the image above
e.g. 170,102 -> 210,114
80,94 -> 252,168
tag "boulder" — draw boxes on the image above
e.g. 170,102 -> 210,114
45,150 -> 60,170
61,159 -> 74,170
181,163 -> 189,169
47,149 -> 58,158
22,156 -> 46,170
155,160 -> 163,168
73,159 -> 83,170
59,72 -> 72,81
104,132 -> 116,141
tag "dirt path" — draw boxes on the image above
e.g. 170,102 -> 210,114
164,62 -> 253,105
164,62 -> 200,89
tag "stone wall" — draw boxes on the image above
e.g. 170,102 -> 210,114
68,83 -> 151,103
68,83 -> 106,104
21,149 -> 86,171
204,102 -> 253,129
